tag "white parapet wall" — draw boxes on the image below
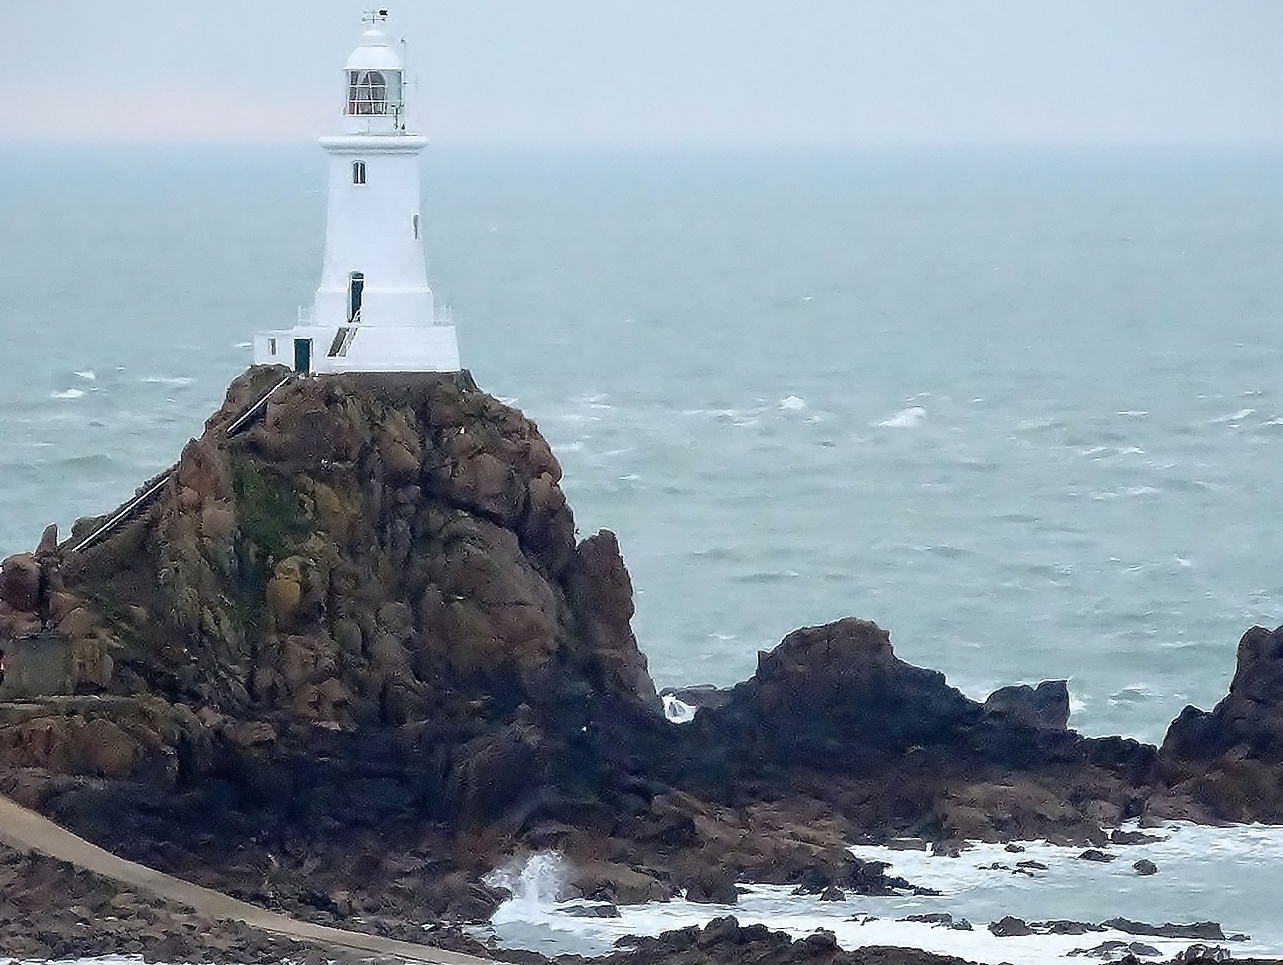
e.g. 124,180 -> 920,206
254,325 -> 461,374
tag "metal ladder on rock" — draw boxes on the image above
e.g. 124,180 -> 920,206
68,375 -> 294,555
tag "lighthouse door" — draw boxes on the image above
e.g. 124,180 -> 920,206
347,271 -> 365,323
293,338 -> 313,375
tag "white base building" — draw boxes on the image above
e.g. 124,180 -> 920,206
255,10 -> 460,375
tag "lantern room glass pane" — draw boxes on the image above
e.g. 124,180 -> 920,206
346,69 -> 403,117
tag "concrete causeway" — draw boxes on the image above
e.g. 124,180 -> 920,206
0,794 -> 494,964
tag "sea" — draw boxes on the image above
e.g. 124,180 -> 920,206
1,146 -> 1282,962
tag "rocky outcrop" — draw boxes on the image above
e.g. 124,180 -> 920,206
1153,625 -> 1283,823
0,367 -> 668,920
984,680 -> 1070,731
672,619 -> 1155,843
580,917 -> 978,965
3,365 -> 1283,935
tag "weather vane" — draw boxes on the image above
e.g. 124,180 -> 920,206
363,8 -> 390,26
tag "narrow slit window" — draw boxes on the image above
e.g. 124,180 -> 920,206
268,337 -> 277,355
352,161 -> 367,185
413,214 -> 419,239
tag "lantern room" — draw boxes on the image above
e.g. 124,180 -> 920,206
343,9 -> 406,133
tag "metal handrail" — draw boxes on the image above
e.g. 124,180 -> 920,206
68,375 -> 294,555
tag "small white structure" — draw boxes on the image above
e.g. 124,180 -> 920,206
255,9 -> 460,374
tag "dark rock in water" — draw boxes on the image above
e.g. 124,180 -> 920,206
682,867 -> 738,905
691,619 -> 982,774
984,680 -> 1071,731
1174,943 -> 1232,962
605,915 -> 981,964
1078,849 -> 1117,862
803,929 -> 839,952
1034,920 -> 1105,936
1157,624 -> 1283,823
1110,829 -> 1167,845
989,916 -> 1034,937
1017,859 -> 1048,871
571,861 -> 673,905
818,886 -> 845,902
887,837 -> 931,851
1069,940 -> 1162,958
902,913 -> 972,931
562,902 -> 620,918
1102,919 -> 1226,940
1133,859 -> 1158,875
1004,843 -> 1027,853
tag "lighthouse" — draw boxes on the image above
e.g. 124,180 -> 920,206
254,9 -> 460,375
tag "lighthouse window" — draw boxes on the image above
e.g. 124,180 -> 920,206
347,69 -> 389,116
352,161 -> 367,185
413,214 -> 419,239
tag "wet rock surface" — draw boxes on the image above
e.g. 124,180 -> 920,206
559,916 -> 980,965
1155,624 -> 1283,823
0,844 -> 398,965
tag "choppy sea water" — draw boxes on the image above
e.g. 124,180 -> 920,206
2,147 -> 1282,958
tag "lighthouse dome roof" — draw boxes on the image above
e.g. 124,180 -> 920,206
346,27 -> 403,71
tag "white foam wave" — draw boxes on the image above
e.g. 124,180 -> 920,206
780,395 -> 807,411
73,370 -> 96,381
486,852 -> 570,920
50,389 -> 84,400
483,823 -> 1283,962
877,406 -> 927,429
662,695 -> 698,724
1210,408 -> 1254,424
142,376 -> 194,387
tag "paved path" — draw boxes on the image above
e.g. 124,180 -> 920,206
0,794 -> 494,965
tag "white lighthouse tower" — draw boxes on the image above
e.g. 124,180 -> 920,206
254,9 -> 460,374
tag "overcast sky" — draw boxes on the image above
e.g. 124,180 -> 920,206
4,1 -> 1282,148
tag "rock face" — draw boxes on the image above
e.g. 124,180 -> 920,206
0,368 -> 664,919
2,365 -> 1282,929
674,619 -> 1156,844
1155,624 -> 1283,822
984,681 -> 1070,731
